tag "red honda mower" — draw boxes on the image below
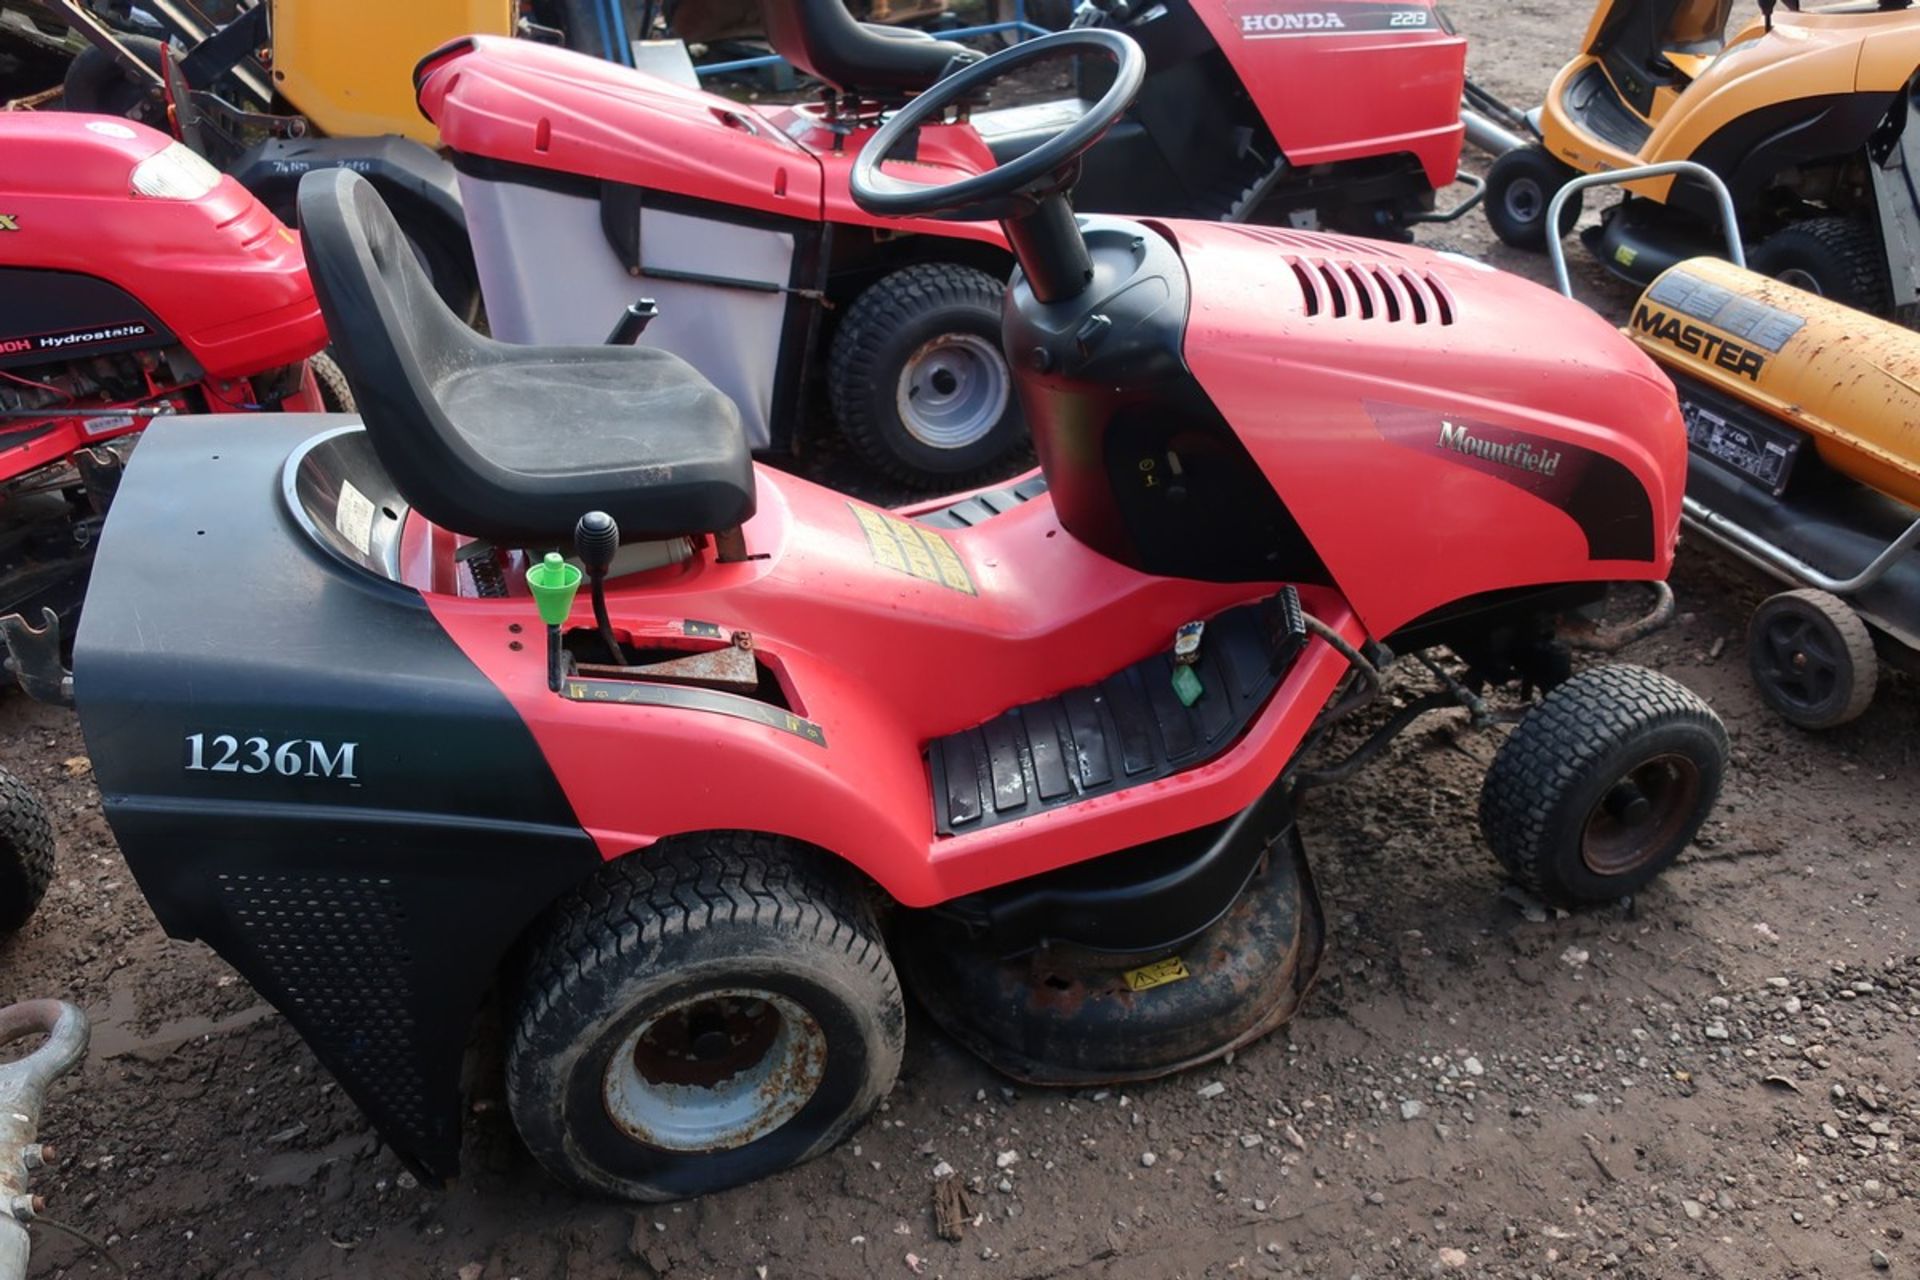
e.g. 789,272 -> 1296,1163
0,110 -> 336,934
43,30 -> 1724,1202
417,0 -> 1473,486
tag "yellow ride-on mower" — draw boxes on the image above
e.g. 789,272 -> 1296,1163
1549,162 -> 1919,727
1485,0 -> 1920,316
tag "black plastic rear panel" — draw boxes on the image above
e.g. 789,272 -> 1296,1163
75,414 -> 602,1181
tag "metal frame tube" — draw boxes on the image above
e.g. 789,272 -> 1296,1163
1683,498 -> 1920,596
0,1001 -> 90,1280
1545,160 -> 1744,297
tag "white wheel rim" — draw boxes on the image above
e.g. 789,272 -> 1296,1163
602,988 -> 825,1152
1774,267 -> 1823,295
895,332 -> 1011,450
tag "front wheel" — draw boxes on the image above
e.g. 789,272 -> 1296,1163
828,263 -> 1028,489
0,769 -> 55,934
1479,665 -> 1727,907
1484,145 -> 1583,251
506,833 -> 904,1202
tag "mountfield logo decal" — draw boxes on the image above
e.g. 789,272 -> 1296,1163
1631,305 -> 1767,381
0,215 -> 18,231
1367,400 -> 1656,563
1437,419 -> 1561,476
1228,0 -> 1434,37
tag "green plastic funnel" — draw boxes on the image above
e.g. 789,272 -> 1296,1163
526,552 -> 582,627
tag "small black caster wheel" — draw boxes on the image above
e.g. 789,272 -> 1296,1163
506,833 -> 903,1202
0,767 -> 55,934
1480,665 -> 1727,908
1746,587 -> 1878,729
1484,145 -> 1583,251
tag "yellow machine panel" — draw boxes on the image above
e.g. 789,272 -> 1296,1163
1627,256 -> 1920,509
1542,8 -> 1920,200
270,0 -> 517,143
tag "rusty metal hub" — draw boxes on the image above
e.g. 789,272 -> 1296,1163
602,989 -> 825,1153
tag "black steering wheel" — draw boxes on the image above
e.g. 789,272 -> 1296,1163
848,29 -> 1147,224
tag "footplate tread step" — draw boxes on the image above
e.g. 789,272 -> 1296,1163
928,589 -> 1307,834
915,476 -> 1051,530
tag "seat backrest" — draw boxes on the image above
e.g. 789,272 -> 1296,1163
296,168 -> 496,523
758,0 -> 971,96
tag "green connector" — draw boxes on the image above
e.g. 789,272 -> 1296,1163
526,552 -> 582,626
1172,663 -> 1203,707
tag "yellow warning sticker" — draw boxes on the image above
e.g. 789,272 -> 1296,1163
1123,956 -> 1191,992
850,504 -> 976,594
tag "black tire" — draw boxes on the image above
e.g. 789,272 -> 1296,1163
0,768 -> 56,934
306,351 -> 356,413
507,832 -> 904,1202
827,263 -> 1027,489
1479,664 -> 1727,908
1484,145 -> 1583,252
1746,588 -> 1878,730
1749,217 -> 1891,314
61,35 -> 169,129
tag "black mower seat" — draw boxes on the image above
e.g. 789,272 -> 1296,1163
296,168 -> 753,548
759,0 -> 980,97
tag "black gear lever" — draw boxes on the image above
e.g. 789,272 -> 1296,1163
574,511 -> 624,665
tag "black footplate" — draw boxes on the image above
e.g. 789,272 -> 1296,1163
928,588 -> 1307,834
913,475 -> 1049,530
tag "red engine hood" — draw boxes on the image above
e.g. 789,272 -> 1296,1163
1163,220 -> 1686,637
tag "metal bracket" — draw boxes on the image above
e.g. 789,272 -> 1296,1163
0,610 -> 73,708
1406,172 -> 1487,225
575,630 -> 759,694
1867,92 -> 1920,309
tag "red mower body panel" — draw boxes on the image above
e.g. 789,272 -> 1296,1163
420,468 -> 1360,907
0,115 -> 324,380
1166,222 -> 1686,637
418,36 -> 1003,246
1189,0 -> 1466,189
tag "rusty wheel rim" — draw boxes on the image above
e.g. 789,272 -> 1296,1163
603,989 -> 825,1152
1579,753 -> 1703,878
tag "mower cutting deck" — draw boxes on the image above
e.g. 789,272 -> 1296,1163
43,30 -> 1727,1203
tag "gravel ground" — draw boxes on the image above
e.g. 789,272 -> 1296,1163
1,2 -> 1915,1277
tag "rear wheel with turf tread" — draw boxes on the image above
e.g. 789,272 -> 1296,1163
0,768 -> 55,934
1479,664 -> 1727,908
828,262 -> 1027,489
1749,217 -> 1890,314
1746,588 -> 1878,729
506,831 -> 904,1202
306,351 -> 356,413
1484,145 -> 1583,251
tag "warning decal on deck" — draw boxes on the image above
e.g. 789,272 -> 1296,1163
850,503 -> 976,594
1123,956 -> 1191,992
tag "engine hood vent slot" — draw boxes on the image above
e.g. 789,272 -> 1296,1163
1286,256 -> 1456,326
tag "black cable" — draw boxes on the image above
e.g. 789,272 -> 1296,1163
32,1217 -> 130,1276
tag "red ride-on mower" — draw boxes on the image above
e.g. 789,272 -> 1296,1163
420,0 -> 1474,487
0,111 -> 337,934
47,31 -> 1725,1201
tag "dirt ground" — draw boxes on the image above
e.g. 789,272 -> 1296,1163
2,1 -> 1917,1276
